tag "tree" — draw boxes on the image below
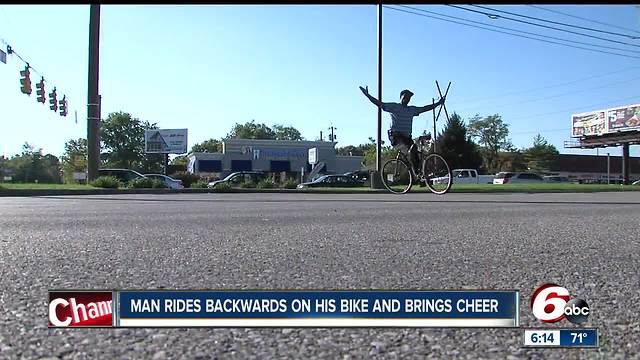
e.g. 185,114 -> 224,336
468,114 -> 511,173
170,155 -> 189,166
6,143 -> 61,183
100,111 -> 163,172
435,112 -> 483,172
273,124 -> 304,141
523,134 -> 559,173
336,140 -> 378,157
191,138 -> 222,153
497,145 -> 527,173
362,137 -> 395,167
61,138 -> 87,183
225,120 -> 276,140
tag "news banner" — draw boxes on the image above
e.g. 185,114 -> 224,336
48,284 -> 598,349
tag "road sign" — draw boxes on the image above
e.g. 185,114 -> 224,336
144,129 -> 188,154
308,148 -> 317,165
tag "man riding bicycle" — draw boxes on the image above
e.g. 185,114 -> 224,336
359,86 -> 444,185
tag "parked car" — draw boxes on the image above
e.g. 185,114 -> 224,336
208,171 -> 266,188
433,169 -> 494,185
493,172 -> 544,184
632,179 -> 640,185
344,170 -> 370,183
98,169 -> 146,183
144,174 -> 184,189
543,175 -> 570,183
297,175 -> 365,189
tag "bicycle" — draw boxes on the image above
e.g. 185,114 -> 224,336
380,134 -> 453,195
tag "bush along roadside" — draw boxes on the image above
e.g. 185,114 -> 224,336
171,171 -> 201,188
128,177 -> 156,189
257,179 -> 276,189
282,179 -> 298,189
190,180 -> 209,189
90,176 -> 122,189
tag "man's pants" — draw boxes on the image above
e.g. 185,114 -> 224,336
388,131 -> 420,175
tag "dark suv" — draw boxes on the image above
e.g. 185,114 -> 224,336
98,169 -> 146,183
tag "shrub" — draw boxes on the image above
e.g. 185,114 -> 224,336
257,179 -> 276,189
151,179 -> 167,188
191,180 -> 209,188
213,182 -> 232,192
171,171 -> 201,188
240,181 -> 257,189
90,176 -> 122,189
282,179 -> 298,189
128,177 -> 156,188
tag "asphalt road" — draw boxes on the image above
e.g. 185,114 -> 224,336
1,192 -> 639,359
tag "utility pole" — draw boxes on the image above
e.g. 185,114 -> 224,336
319,131 -> 323,142
87,4 -> 101,181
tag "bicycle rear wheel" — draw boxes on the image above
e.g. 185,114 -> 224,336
381,158 -> 413,194
421,153 -> 452,195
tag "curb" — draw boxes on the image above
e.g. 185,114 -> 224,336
0,188 -> 391,197
1,187 -> 636,197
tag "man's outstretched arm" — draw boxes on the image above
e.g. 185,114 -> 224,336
359,86 -> 382,107
415,97 -> 445,114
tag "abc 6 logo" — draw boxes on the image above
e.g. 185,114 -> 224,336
530,283 -> 590,324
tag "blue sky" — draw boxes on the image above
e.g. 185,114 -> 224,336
2,5 -> 640,159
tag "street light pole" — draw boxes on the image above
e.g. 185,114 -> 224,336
368,3 -> 386,189
607,152 -> 610,184
376,3 -> 383,174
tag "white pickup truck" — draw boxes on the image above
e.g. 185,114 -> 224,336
433,169 -> 495,185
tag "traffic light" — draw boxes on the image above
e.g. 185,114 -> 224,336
49,87 -> 58,112
20,66 -> 32,95
36,78 -> 46,104
59,96 -> 68,117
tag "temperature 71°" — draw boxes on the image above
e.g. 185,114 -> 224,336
571,332 -> 587,344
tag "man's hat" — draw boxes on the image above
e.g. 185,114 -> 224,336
400,89 -> 414,98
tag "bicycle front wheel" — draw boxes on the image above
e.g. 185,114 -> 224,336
421,153 -> 452,195
381,158 -> 413,194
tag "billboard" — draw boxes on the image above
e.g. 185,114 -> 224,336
607,103 -> 640,133
145,129 -> 188,154
572,103 -> 640,138
571,110 -> 607,137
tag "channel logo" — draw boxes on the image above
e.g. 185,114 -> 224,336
530,283 -> 590,325
48,291 -> 113,327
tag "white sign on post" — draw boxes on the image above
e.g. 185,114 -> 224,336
72,172 -> 87,180
308,148 -> 317,165
145,129 -> 188,154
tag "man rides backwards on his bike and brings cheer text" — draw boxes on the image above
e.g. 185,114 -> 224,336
359,85 -> 444,185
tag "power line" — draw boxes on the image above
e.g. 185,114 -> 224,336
447,5 -> 640,49
470,4 -> 640,40
456,66 -> 640,104
510,128 -> 570,135
527,5 -> 640,35
385,6 -> 640,60
503,94 -> 640,122
456,75 -> 640,112
396,5 -> 640,55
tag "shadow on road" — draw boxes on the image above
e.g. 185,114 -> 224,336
31,195 -> 640,206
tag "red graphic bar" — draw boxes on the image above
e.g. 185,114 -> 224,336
48,291 -> 113,328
